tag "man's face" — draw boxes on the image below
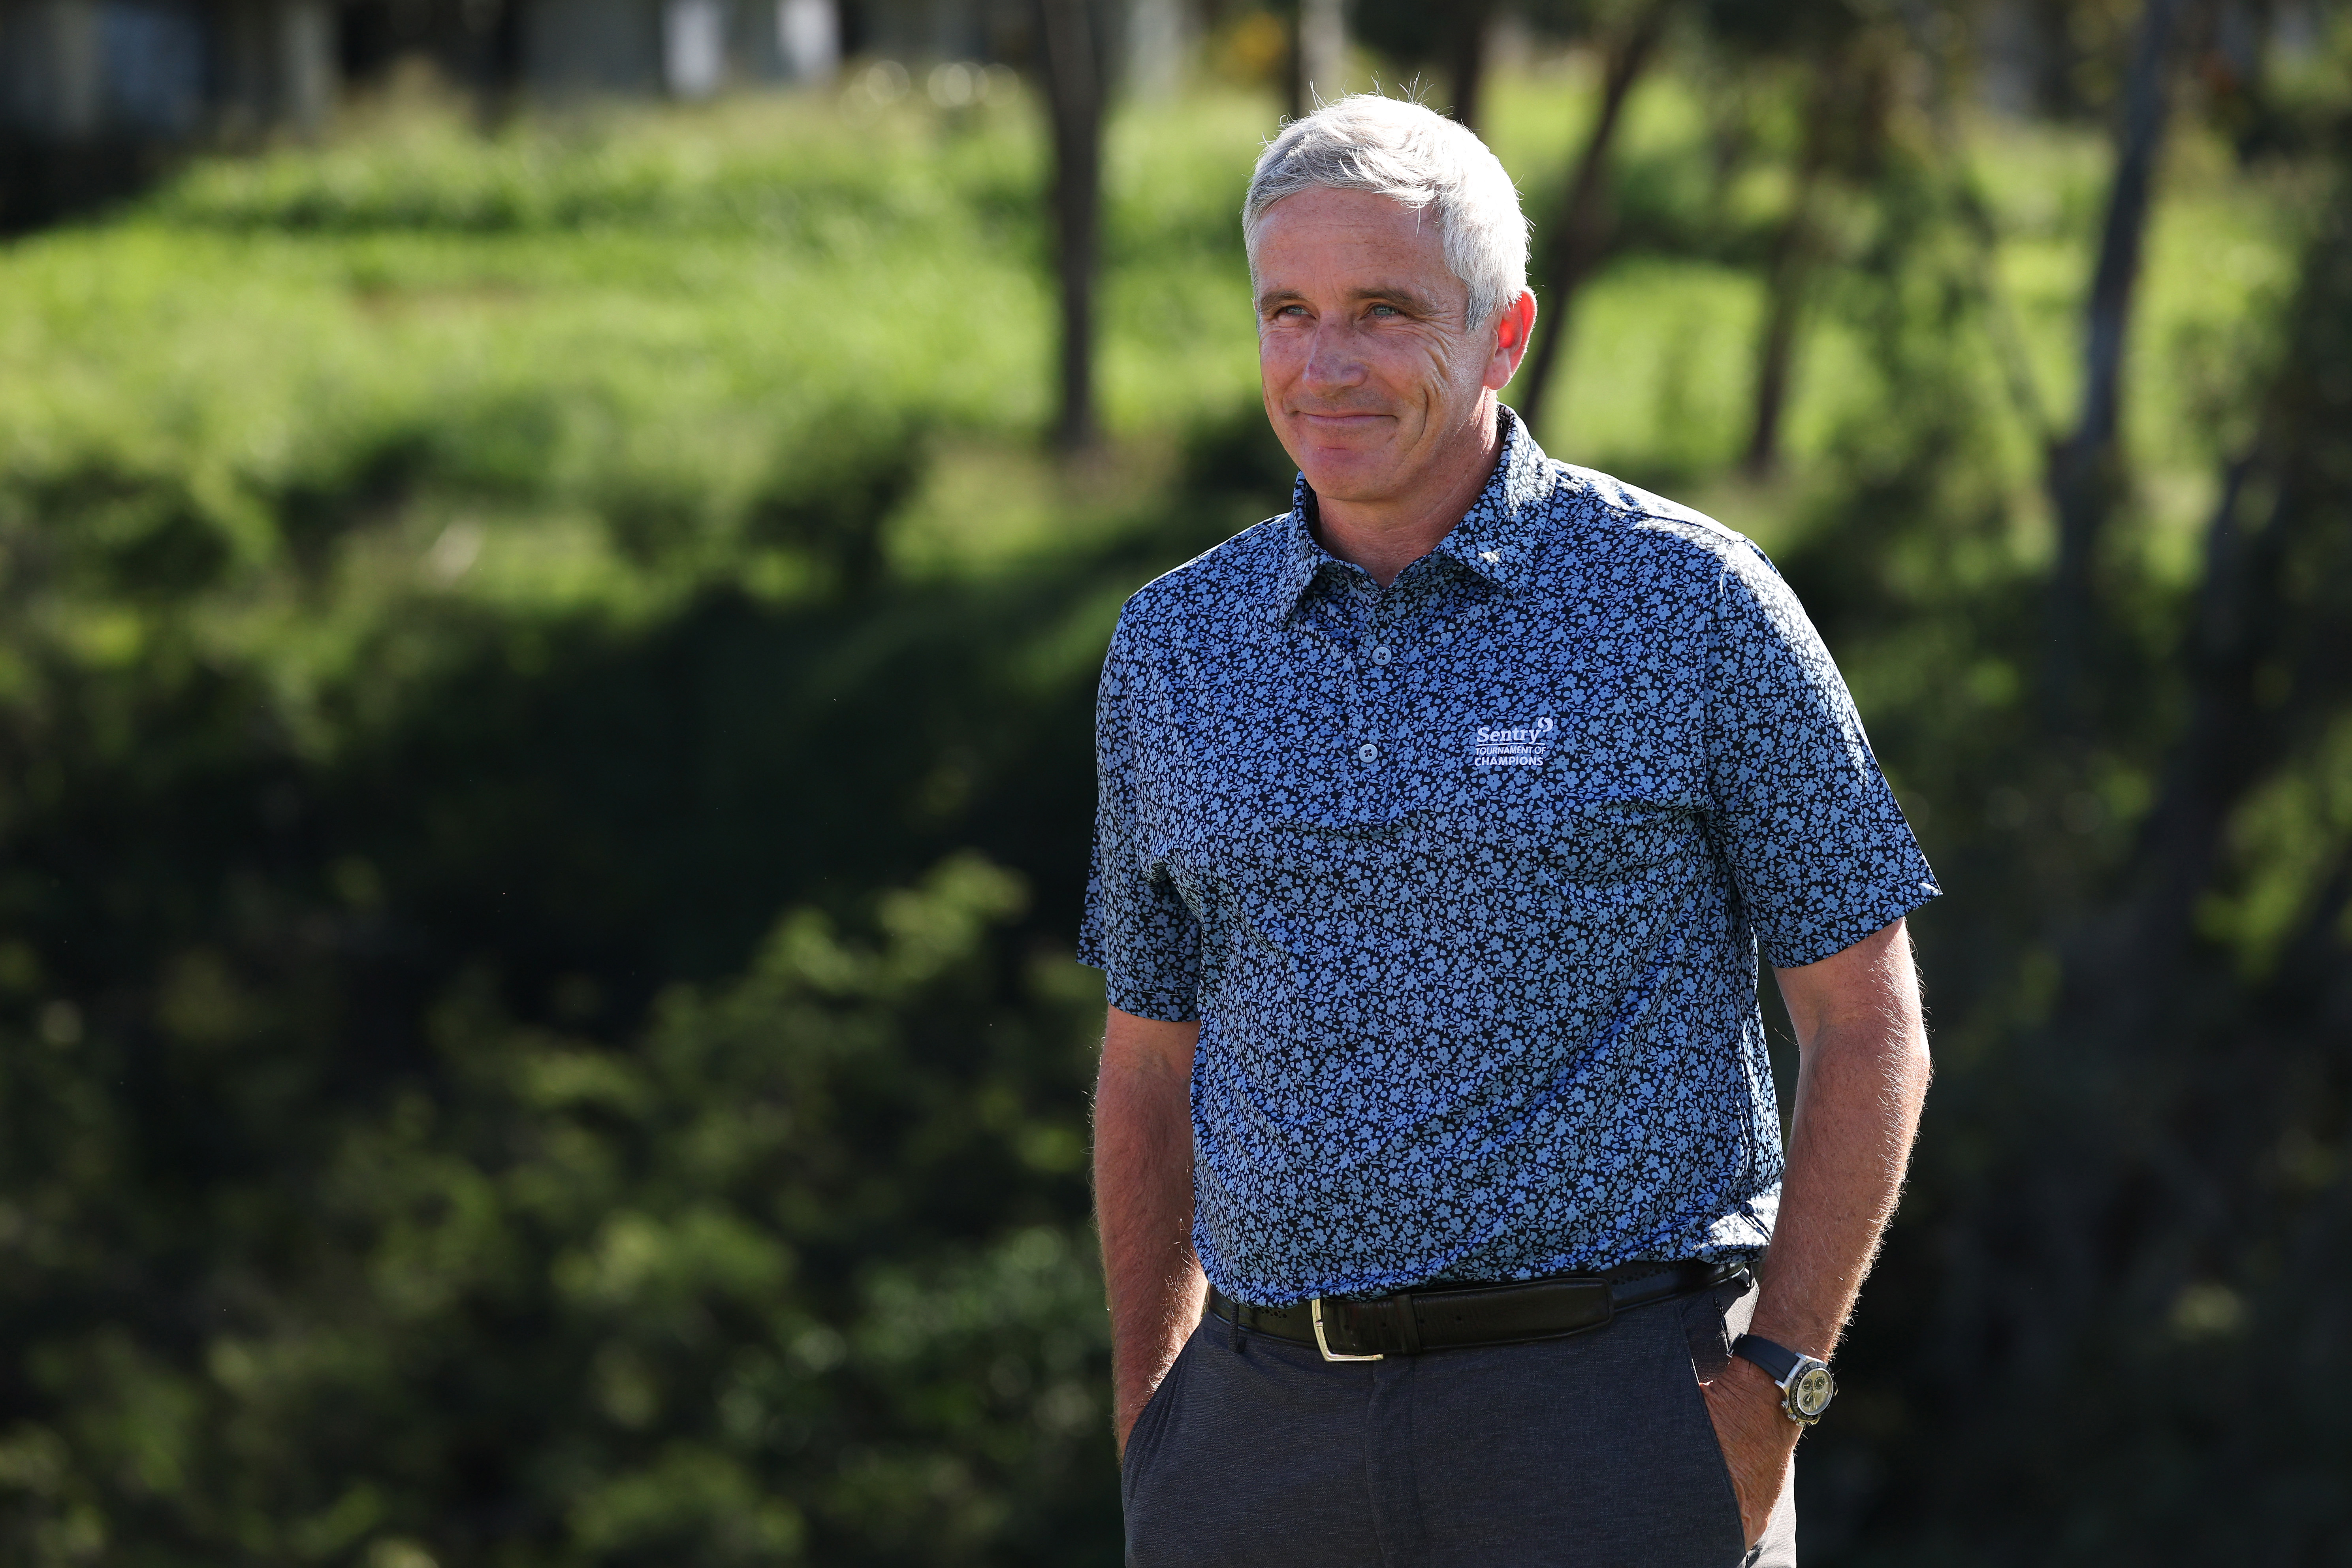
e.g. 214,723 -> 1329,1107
1251,185 -> 1508,508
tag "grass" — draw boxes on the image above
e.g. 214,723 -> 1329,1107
0,59 -> 2308,661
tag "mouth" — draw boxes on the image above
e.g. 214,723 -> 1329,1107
1290,410 -> 1392,430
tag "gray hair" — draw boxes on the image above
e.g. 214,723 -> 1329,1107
1244,95 -> 1530,329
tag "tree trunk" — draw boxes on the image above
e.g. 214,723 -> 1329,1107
1936,137 -> 2352,1525
2043,0 -> 2184,729
2098,172 -> 2352,1005
1445,0 -> 1496,132
1743,38 -> 1885,478
1741,149 -> 1821,476
1298,0 -> 1345,108
1895,0 -> 2051,441
1038,0 -> 1101,451
1513,0 -> 1674,440
1285,3 -> 1303,122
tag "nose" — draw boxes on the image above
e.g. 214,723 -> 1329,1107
1299,319 -> 1365,397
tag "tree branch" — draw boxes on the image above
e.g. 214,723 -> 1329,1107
1038,0 -> 1102,451
2043,0 -> 2186,731
1514,0 -> 1675,439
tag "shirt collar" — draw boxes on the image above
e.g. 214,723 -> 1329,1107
1264,403 -> 1556,624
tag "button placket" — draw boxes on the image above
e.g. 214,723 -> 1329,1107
1342,577 -> 1375,768
1358,592 -> 1406,776
1375,581 -> 1449,787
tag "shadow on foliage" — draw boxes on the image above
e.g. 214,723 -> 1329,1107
0,395 -> 1290,1565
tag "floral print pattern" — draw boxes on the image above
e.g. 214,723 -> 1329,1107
1080,408 -> 1939,1306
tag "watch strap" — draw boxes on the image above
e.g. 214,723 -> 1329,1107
1730,1333 -> 1805,1383
1731,1333 -> 1833,1426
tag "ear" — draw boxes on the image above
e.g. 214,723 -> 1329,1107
1483,290 -> 1538,392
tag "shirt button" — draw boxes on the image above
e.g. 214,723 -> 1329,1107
1357,742 -> 1379,763
1371,645 -> 1393,664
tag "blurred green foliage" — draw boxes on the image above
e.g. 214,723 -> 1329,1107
0,22 -> 2349,1566
0,89 -> 1295,1559
0,851 -> 1115,1564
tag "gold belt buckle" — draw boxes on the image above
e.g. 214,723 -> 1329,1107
1310,1296 -> 1384,1362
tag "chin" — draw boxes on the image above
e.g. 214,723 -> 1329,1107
1297,455 -> 1397,504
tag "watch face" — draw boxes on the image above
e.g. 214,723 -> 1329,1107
1792,1366 -> 1835,1419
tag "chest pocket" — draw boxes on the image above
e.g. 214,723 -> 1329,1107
1445,717 -> 1707,892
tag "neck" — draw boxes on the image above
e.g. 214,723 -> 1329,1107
1311,394 -> 1504,587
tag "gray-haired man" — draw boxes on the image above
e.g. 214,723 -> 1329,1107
1082,96 -> 1936,1567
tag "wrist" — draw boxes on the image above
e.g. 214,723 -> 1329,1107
1740,1311 -> 1829,1364
1730,1332 -> 1837,1427
1716,1353 -> 1781,1396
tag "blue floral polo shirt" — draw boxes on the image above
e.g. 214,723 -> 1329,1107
1079,406 -> 1938,1307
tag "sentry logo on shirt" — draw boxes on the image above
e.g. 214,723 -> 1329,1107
1472,716 -> 1556,768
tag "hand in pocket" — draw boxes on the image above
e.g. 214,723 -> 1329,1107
1699,1357 -> 1800,1548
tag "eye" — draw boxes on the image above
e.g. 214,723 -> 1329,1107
1368,303 -> 1402,318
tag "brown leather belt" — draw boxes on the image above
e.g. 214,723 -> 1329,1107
1206,1257 -> 1750,1362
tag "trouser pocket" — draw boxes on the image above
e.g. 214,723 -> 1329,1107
1119,1329 -> 1195,1508
1674,1288 -> 1755,1557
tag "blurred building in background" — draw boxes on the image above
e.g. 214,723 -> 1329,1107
0,0 -> 1067,223
0,0 -> 861,129
3,1 -> 2308,226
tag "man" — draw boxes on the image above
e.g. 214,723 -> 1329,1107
1080,95 -> 1936,1568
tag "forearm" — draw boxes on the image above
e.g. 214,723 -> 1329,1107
1093,1010 -> 1205,1454
1750,922 -> 1931,1359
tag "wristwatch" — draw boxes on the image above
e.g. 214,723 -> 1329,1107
1731,1334 -> 1836,1426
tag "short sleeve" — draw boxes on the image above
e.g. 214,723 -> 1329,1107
1076,614 -> 1202,1019
1703,550 -> 1940,969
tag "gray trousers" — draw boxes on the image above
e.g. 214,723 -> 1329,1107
1121,1271 -> 1797,1568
